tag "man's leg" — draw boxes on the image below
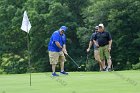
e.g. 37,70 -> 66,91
51,64 -> 59,76
60,62 -> 64,72
59,51 -> 68,75
98,47 -> 106,71
96,57 -> 104,71
104,45 -> 112,71
107,57 -> 112,69
98,59 -> 104,70
52,64 -> 56,73
99,60 -> 106,71
60,61 -> 68,75
94,49 -> 104,71
49,51 -> 59,76
102,60 -> 106,69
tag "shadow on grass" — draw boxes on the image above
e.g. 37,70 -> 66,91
110,71 -> 138,86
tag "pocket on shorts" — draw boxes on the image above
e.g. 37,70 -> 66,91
59,51 -> 66,62
49,51 -> 59,64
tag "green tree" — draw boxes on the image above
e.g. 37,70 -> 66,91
78,0 -> 140,70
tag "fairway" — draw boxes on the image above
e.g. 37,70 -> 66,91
0,70 -> 140,93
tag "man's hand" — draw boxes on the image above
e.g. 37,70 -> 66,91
64,51 -> 68,55
87,48 -> 90,53
62,48 -> 68,55
95,42 -> 99,48
108,47 -> 111,52
108,40 -> 112,52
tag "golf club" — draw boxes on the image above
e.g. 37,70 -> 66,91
111,64 -> 114,71
85,52 -> 89,71
86,53 -> 89,64
66,54 -> 81,68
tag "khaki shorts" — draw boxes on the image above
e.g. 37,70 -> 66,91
49,51 -> 66,65
94,49 -> 100,61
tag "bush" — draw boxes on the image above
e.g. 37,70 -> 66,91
0,69 -> 4,74
132,63 -> 140,70
1,53 -> 28,74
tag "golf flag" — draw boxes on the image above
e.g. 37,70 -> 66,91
21,11 -> 32,86
21,11 -> 31,33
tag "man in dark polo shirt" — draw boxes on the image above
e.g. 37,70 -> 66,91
93,24 -> 112,71
87,26 -> 106,71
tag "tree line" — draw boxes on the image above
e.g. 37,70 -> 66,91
0,0 -> 140,74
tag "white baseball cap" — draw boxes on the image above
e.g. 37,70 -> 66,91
98,23 -> 104,28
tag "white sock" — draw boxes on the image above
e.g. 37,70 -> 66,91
107,66 -> 111,69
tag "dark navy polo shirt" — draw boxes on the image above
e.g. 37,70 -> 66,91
93,31 -> 112,46
90,32 -> 98,49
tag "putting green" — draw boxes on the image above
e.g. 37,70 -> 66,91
0,70 -> 140,93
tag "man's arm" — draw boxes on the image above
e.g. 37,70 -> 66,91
108,40 -> 112,52
93,40 -> 99,47
55,42 -> 68,55
92,33 -> 99,47
53,32 -> 63,49
87,33 -> 95,52
108,32 -> 112,52
62,44 -> 68,55
55,41 -> 63,49
87,41 -> 93,52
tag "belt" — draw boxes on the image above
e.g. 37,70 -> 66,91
99,44 -> 108,47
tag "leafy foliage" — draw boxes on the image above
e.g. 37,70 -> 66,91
0,0 -> 140,73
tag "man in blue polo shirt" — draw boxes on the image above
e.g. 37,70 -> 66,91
48,26 -> 68,76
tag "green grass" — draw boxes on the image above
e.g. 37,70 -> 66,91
0,70 -> 140,93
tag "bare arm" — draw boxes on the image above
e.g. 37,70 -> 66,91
88,41 -> 93,49
55,41 -> 62,49
93,40 -> 99,47
62,44 -> 68,55
108,40 -> 112,52
87,41 -> 93,52
108,40 -> 112,48
62,44 -> 67,51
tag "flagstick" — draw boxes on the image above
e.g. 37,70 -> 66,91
27,31 -> 31,86
21,11 -> 32,86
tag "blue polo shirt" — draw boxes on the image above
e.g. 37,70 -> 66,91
48,30 -> 66,52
